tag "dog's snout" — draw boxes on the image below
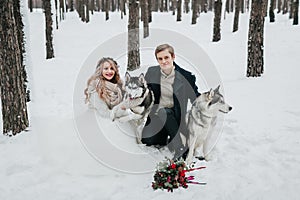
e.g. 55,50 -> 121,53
229,106 -> 233,111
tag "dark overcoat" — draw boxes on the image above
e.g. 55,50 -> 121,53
144,62 -> 200,136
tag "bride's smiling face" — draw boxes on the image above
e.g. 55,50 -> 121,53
102,61 -> 116,81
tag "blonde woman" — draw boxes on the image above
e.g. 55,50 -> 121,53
84,57 -> 124,118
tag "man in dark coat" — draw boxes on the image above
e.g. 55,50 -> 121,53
141,44 -> 200,159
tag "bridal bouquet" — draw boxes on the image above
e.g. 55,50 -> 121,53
152,158 -> 206,192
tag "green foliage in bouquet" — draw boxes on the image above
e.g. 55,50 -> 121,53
152,158 -> 206,192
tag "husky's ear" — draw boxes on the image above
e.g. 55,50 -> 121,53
207,88 -> 214,100
214,85 -> 220,93
125,72 -> 131,83
139,73 -> 145,84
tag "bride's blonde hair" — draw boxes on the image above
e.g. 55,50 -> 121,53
84,57 -> 123,102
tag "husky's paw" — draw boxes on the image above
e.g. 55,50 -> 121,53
116,116 -> 129,123
136,137 -> 142,144
186,158 -> 193,165
109,111 -> 116,122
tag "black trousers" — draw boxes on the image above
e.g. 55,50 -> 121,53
141,107 -> 184,152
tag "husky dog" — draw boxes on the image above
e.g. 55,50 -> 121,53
185,85 -> 232,164
112,72 -> 154,144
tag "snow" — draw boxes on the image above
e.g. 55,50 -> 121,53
1,6 -> 300,200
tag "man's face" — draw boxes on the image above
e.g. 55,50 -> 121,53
156,49 -> 175,73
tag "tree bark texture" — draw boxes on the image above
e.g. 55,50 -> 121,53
269,0 -> 275,22
177,0 -> 182,21
127,0 -> 140,71
212,0 -> 222,42
13,0 -> 30,102
293,0 -> 299,25
184,0 -> 190,13
0,0 -> 29,135
191,0 -> 199,24
141,0 -> 149,38
43,0 -> 55,59
233,0 -> 240,32
247,0 -> 265,77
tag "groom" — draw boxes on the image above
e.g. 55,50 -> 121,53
141,44 -> 200,159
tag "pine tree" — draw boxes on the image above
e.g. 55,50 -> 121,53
0,0 -> 29,135
247,0 -> 265,77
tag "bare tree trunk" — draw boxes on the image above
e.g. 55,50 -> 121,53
293,0 -> 299,25
208,0 -> 214,11
148,0 -> 152,22
225,0 -> 230,13
54,0 -> 59,29
105,0 -> 109,20
70,0 -> 75,11
212,0 -> 222,42
200,0 -> 208,12
0,0 -> 29,135
13,0 -> 30,102
282,0 -> 288,14
160,0 -> 164,11
153,0 -> 159,11
90,0 -> 95,15
112,0 -> 116,11
59,0 -> 65,20
230,0 -> 234,12
277,0 -> 282,13
241,0 -> 245,13
120,0 -> 125,18
29,0 -> 33,12
191,0 -> 199,24
233,0 -> 240,32
127,0 -> 140,71
171,0 -> 176,15
177,0 -> 182,21
141,0 -> 149,38
289,0 -> 294,19
247,0 -> 265,77
184,0 -> 190,13
269,0 -> 275,22
43,0 -> 55,59
164,0 -> 168,11
85,0 -> 90,22
96,0 -> 100,11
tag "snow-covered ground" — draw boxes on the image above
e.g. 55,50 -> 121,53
1,6 -> 300,200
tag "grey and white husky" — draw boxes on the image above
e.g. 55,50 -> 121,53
185,85 -> 232,164
112,72 -> 154,144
